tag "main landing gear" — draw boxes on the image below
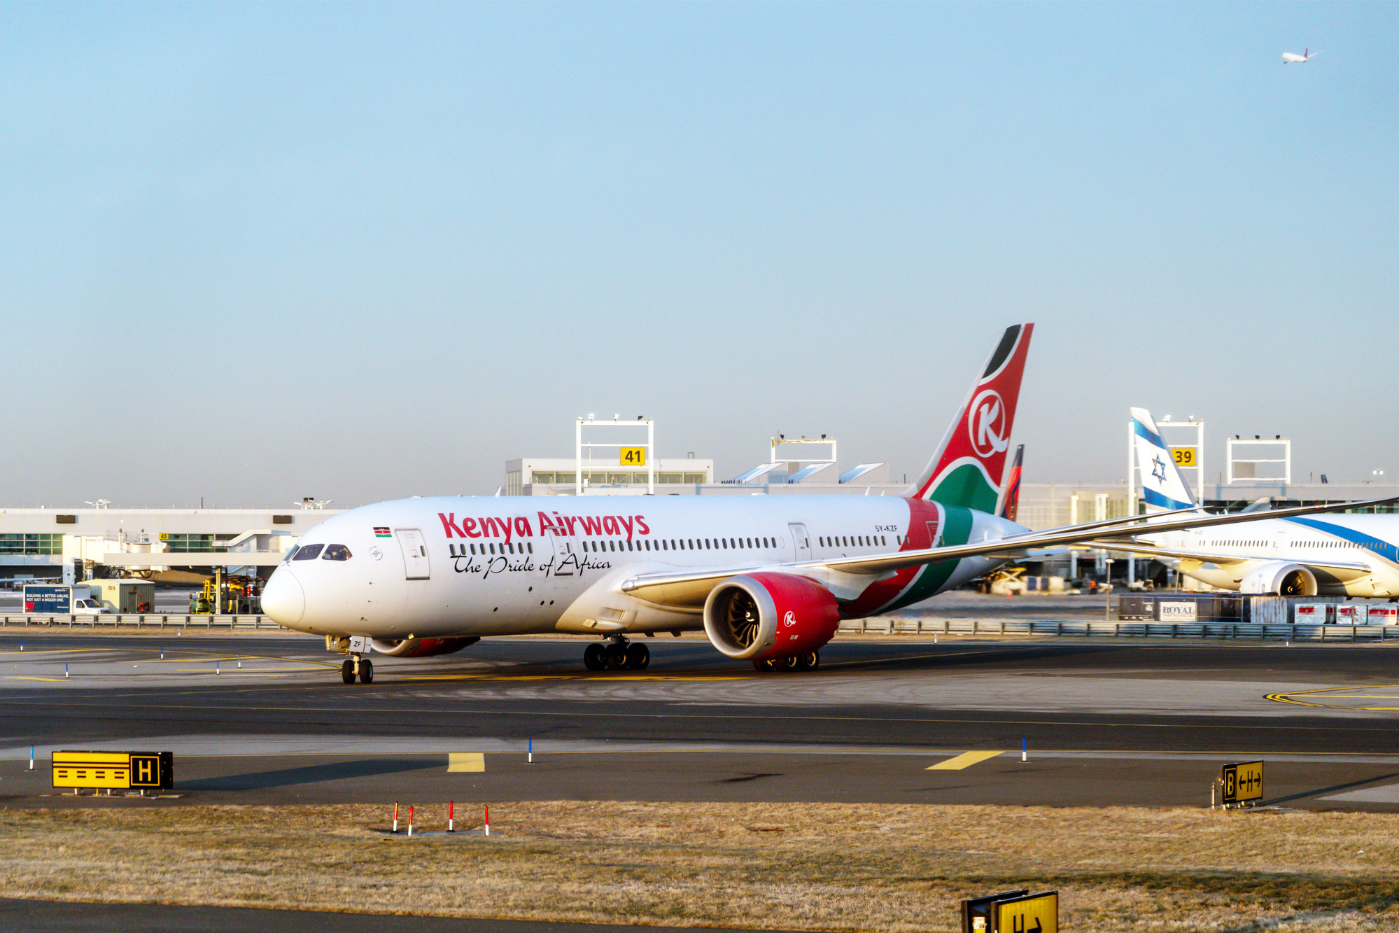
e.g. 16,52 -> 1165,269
341,655 -> 374,684
583,636 -> 650,672
753,651 -> 820,673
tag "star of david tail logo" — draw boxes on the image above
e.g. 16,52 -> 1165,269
1151,455 -> 1167,483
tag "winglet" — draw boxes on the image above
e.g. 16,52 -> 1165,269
996,444 -> 1024,522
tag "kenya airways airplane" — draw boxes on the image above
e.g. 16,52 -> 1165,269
260,325 -> 1389,683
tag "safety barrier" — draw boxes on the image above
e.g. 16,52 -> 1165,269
839,615 -> 1399,642
0,614 -> 285,630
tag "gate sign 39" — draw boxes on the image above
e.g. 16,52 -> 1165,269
1170,447 -> 1195,467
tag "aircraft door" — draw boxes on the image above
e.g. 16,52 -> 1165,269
789,523 -> 812,562
927,521 -> 942,549
396,528 -> 431,580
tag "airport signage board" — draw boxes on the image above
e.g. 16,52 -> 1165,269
1221,761 -> 1263,805
1158,601 -> 1198,622
1170,447 -> 1196,467
53,750 -> 173,791
960,890 -> 1028,932
994,891 -> 1058,933
620,447 -> 647,466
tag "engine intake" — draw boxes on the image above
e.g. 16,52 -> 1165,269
369,636 -> 480,657
703,573 -> 840,661
1239,562 -> 1318,596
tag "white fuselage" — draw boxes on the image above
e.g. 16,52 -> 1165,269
262,495 -> 1021,639
1147,513 -> 1399,596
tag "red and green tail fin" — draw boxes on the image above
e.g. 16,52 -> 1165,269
902,324 -> 1034,513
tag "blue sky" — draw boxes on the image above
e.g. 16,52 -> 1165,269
3,3 -> 1394,506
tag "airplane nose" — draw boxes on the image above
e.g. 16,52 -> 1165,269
261,570 -> 304,625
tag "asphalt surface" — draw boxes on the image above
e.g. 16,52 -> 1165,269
0,899 -> 804,933
4,626 -> 1399,811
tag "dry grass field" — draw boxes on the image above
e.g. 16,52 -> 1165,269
3,801 -> 1398,931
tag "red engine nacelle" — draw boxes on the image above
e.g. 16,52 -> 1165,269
703,573 -> 840,662
369,636 -> 480,658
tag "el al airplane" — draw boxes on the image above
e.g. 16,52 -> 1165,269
1094,408 -> 1399,597
1282,49 -> 1314,63
260,326 -> 1393,683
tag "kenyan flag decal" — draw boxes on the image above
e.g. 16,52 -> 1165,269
374,527 -> 392,538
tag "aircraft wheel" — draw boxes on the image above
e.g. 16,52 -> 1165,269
625,643 -> 650,670
753,658 -> 778,672
606,643 -> 628,670
779,655 -> 801,672
358,659 -> 374,684
796,651 -> 819,672
583,643 -> 607,671
341,660 -> 356,684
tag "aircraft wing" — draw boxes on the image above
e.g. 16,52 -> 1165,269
619,496 -> 1398,608
1081,539 -> 1373,581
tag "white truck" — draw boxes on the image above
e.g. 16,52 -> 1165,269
22,584 -> 110,615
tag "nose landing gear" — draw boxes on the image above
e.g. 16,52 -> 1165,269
582,636 -> 650,672
340,654 -> 374,684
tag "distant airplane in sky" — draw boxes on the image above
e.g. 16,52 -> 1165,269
1282,49 -> 1313,63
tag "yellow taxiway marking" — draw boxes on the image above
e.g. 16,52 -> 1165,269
1266,685 -> 1399,712
2,676 -> 70,682
927,750 -> 1004,770
448,752 -> 485,772
399,673 -> 749,683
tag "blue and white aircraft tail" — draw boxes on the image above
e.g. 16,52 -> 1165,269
1131,408 -> 1201,515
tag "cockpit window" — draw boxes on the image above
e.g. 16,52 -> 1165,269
292,543 -> 324,561
283,545 -> 299,563
322,544 -> 352,561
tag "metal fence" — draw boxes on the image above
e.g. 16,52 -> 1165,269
1,614 -> 284,630
839,616 -> 1399,642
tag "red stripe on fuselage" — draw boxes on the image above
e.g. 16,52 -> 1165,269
837,499 -> 942,619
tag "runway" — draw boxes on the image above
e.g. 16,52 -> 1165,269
4,630 -> 1399,811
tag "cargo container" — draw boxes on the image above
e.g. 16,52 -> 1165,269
87,579 -> 156,614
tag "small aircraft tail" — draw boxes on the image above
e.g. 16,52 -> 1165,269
903,324 -> 1033,512
1131,408 -> 1201,514
996,444 -> 1024,522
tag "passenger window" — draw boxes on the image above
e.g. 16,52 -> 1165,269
292,544 -> 324,561
322,544 -> 352,561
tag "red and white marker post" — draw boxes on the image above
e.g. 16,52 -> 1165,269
484,805 -> 490,837
448,801 -> 455,833
408,805 -> 415,837
393,802 -> 399,833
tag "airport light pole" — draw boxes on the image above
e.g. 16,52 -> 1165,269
1104,558 -> 1114,621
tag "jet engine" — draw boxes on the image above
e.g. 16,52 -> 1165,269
1239,562 -> 1318,596
703,573 -> 840,661
369,636 -> 480,657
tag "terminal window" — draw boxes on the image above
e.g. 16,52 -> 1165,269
0,534 -> 62,555
162,534 -> 236,553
